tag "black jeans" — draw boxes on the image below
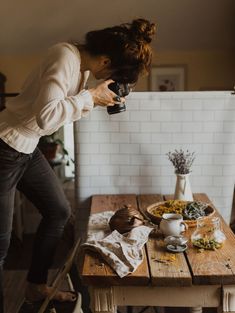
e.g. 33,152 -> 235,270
0,139 -> 71,313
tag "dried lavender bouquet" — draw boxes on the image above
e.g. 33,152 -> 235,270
166,149 -> 195,174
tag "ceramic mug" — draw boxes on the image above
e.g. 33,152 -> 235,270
159,213 -> 188,237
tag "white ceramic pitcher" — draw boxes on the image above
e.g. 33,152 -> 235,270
174,173 -> 193,201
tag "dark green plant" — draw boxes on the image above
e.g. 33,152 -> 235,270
39,132 -> 73,166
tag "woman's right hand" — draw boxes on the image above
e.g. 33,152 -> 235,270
88,79 -> 125,107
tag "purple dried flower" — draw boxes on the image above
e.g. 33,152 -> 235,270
166,149 -> 195,174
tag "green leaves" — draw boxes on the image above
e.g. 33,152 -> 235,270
38,132 -> 74,166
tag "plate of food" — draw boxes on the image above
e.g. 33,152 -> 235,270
146,200 -> 215,227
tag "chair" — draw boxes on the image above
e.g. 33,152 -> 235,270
38,238 -> 82,313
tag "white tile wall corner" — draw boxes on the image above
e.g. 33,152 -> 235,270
74,91 -> 235,223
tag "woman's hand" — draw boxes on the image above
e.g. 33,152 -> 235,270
89,79 -> 125,107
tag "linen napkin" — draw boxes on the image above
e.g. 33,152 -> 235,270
83,211 -> 153,278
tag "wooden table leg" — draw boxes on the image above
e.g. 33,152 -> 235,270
89,287 -> 117,313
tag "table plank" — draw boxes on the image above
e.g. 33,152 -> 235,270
138,194 -> 192,286
90,194 -> 138,213
81,194 -> 150,286
165,193 -> 235,285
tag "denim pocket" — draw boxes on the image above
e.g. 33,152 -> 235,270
0,139 -> 21,163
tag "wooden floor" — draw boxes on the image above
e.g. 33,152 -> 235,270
3,233 -> 70,313
3,269 -> 60,313
4,269 -> 27,313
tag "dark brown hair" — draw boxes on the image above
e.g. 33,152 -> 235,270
83,18 -> 156,83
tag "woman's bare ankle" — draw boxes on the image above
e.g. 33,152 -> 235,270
25,282 -> 77,302
25,282 -> 49,301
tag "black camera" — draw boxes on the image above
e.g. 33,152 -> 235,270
107,82 -> 130,115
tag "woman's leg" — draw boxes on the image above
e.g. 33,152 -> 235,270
17,148 -> 73,300
0,189 -> 15,313
0,139 -> 30,313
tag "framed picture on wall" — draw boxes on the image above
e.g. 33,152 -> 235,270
149,65 -> 187,91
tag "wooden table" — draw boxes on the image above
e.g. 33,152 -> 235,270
80,194 -> 235,313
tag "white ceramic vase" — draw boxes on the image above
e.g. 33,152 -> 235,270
174,173 -> 193,201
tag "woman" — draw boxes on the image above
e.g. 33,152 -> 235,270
0,18 -> 156,312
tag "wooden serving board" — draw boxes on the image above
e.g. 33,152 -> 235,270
81,194 -> 150,286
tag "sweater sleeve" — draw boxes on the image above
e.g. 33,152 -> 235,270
34,44 -> 94,131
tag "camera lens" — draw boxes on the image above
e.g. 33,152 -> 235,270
107,82 -> 130,115
107,103 -> 126,115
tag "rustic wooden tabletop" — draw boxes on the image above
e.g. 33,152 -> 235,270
81,194 -> 235,313
81,193 -> 235,287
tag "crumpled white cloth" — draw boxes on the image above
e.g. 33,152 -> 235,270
82,211 -> 153,278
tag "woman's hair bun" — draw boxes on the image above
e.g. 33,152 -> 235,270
82,18 -> 156,83
130,18 -> 156,44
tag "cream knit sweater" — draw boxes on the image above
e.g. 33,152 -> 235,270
0,43 -> 94,153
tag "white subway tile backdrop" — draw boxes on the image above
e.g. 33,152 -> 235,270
74,91 -> 235,223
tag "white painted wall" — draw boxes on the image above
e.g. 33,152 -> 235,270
74,91 -> 235,223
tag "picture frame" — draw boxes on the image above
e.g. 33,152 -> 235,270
149,65 -> 187,91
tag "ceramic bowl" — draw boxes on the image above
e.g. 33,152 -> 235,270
146,200 -> 215,227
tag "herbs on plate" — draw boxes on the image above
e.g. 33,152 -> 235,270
149,200 -> 211,221
150,200 -> 187,217
183,201 -> 209,220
